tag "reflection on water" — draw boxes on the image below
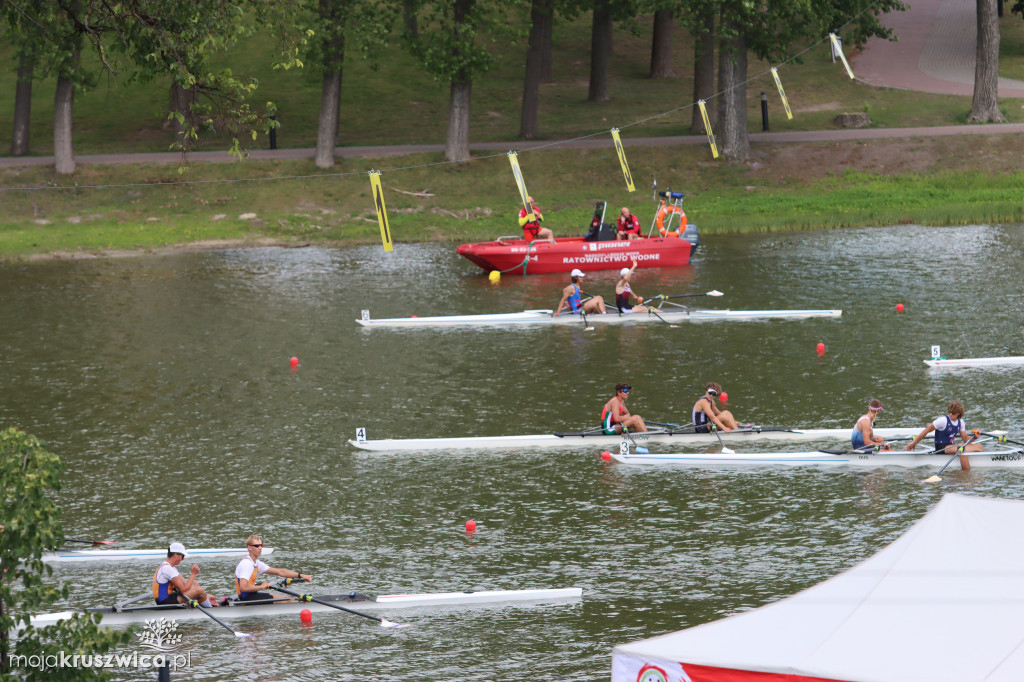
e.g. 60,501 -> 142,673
1,224 -> 1024,679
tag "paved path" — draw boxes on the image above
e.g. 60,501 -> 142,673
1,0 -> 1021,170
852,0 -> 1024,97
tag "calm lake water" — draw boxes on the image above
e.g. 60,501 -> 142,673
2,224 -> 1023,680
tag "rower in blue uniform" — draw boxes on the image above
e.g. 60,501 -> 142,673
905,400 -> 983,470
554,269 -> 606,316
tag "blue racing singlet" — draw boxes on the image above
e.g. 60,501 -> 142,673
568,284 -> 582,313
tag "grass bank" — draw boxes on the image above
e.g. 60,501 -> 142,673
4,133 -> 1024,260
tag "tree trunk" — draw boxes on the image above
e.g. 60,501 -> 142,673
520,0 -> 552,139
649,8 -> 674,79
716,22 -> 750,161
315,71 -> 343,168
445,80 -> 472,162
168,82 -> 199,149
540,11 -> 553,82
969,0 -> 1005,122
691,9 -> 714,133
403,0 -> 419,39
588,0 -> 613,102
53,39 -> 81,176
11,53 -> 33,156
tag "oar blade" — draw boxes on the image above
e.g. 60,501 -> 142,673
707,290 -> 724,297
924,474 -> 943,483
380,618 -> 407,629
235,631 -> 253,638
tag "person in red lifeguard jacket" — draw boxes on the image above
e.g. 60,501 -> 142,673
518,196 -> 555,243
616,207 -> 642,240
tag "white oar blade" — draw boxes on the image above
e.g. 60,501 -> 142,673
235,631 -> 253,638
720,446 -> 735,454
924,475 -> 942,483
636,446 -> 650,454
707,290 -> 724,297
380,619 -> 407,629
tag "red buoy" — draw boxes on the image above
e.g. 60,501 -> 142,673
816,342 -> 826,356
465,519 -> 476,532
601,451 -> 611,461
289,356 -> 299,368
300,608 -> 312,623
720,392 -> 729,404
896,303 -> 904,313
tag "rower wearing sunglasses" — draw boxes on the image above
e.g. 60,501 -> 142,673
601,382 -> 647,434
234,534 -> 312,602
692,382 -> 741,433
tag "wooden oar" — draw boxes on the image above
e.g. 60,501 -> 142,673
924,432 -> 981,483
269,581 -> 406,628
64,538 -> 115,546
186,599 -> 252,638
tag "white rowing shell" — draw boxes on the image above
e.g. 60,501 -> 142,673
30,587 -> 583,627
349,427 -> 922,452
612,448 -> 1024,467
356,308 -> 841,328
925,356 -> 1024,368
43,547 -> 274,563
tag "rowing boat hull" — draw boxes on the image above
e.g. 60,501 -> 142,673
456,236 -> 692,274
42,547 -> 274,563
356,308 -> 842,328
30,587 -> 583,627
925,356 -> 1024,368
612,448 -> 1024,467
349,427 -> 921,452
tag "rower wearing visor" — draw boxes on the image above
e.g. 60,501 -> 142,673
852,399 -> 890,451
554,269 -> 606,316
601,382 -> 647,434
152,542 -> 221,607
692,382 -> 741,433
234,534 -> 312,602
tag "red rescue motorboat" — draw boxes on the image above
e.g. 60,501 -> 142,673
456,197 -> 699,275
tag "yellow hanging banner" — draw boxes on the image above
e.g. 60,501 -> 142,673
368,171 -> 393,252
697,101 -> 719,159
770,68 -> 794,120
829,33 -> 855,79
507,152 -> 535,220
610,129 -> 636,192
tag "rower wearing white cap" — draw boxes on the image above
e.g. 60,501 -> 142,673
554,268 -> 606,316
152,542 -> 221,607
234,534 -> 311,601
615,260 -> 654,314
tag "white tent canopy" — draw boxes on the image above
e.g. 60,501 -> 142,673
612,494 -> 1024,682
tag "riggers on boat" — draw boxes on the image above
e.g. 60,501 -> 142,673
456,200 -> 699,275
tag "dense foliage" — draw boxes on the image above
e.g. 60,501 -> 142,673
0,428 -> 130,681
